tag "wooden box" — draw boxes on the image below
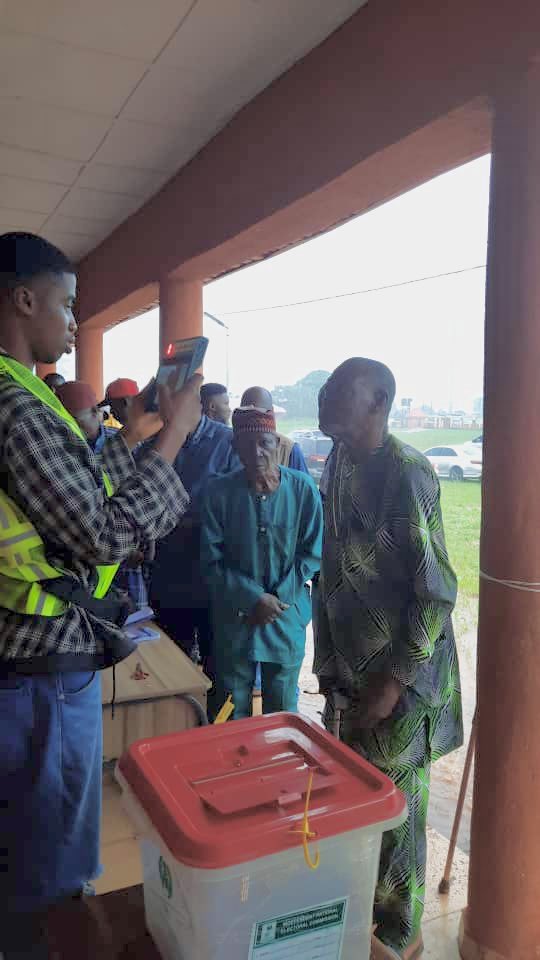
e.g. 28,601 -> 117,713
101,622 -> 211,761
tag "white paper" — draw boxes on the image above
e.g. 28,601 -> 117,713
248,898 -> 348,960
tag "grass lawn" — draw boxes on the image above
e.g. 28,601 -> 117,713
439,480 -> 481,637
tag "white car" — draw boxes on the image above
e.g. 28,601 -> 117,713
423,444 -> 482,481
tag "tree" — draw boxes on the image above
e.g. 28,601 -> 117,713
273,370 -> 331,419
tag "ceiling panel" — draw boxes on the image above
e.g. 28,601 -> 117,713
0,146 -> 81,186
45,213 -> 116,238
77,163 -> 168,198
0,209 -> 45,233
0,0 -> 368,260
53,187 -> 142,222
41,230 -> 101,261
0,98 -> 111,162
0,176 -> 67,215
92,118 -> 192,171
0,34 -> 146,117
1,0 -> 194,60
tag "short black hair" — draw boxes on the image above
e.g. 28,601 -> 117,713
200,383 -> 227,407
43,372 -> 66,388
0,232 -> 74,290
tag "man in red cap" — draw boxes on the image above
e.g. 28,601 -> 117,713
57,380 -> 117,453
101,377 -> 139,428
200,407 -> 323,718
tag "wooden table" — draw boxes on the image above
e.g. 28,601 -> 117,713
43,886 -> 394,959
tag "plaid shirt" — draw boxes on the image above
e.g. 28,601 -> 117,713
0,378 -> 189,665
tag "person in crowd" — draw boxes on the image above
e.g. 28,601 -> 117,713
242,385 -> 311,699
241,385 -> 309,473
200,382 -> 231,425
0,232 -> 202,958
42,371 -> 65,394
315,357 -> 463,959
56,380 -> 149,609
200,407 -> 323,718
149,385 -> 240,701
100,377 -> 139,427
56,380 -> 117,454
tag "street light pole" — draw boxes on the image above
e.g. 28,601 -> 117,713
203,310 -> 230,390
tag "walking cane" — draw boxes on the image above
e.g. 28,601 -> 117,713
327,691 -> 350,738
438,709 -> 477,894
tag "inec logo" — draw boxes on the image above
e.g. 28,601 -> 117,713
158,856 -> 173,899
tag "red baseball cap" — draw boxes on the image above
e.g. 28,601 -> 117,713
102,378 -> 139,404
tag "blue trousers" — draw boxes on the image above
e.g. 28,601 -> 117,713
0,670 -> 102,923
216,659 -> 302,719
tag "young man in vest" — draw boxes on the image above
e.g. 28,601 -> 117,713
0,232 -> 202,958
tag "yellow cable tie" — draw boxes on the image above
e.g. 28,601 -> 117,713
214,694 -> 235,724
292,769 -> 320,870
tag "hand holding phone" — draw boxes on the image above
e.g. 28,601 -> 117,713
153,374 -> 203,463
145,337 -> 208,413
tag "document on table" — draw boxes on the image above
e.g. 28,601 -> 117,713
248,898 -> 348,960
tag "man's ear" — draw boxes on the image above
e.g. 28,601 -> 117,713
13,283 -> 35,318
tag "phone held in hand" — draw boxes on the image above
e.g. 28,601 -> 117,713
145,336 -> 208,412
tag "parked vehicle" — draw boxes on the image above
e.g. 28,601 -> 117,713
463,434 -> 483,456
423,444 -> 482,481
293,432 -> 333,481
306,436 -> 333,481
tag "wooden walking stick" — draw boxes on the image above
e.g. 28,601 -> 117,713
438,710 -> 477,894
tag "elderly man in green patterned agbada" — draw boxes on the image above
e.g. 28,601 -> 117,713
315,358 -> 463,960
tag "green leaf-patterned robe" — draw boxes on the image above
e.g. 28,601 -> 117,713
315,436 -> 463,951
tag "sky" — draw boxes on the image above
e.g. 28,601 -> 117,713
66,154 -> 491,412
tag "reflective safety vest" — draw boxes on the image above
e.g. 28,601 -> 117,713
0,356 -> 119,617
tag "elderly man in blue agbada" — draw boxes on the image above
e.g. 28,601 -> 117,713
200,407 -> 323,718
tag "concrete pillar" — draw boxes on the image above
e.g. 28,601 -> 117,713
76,326 -> 104,399
159,277 -> 203,359
35,362 -> 57,381
459,66 -> 540,960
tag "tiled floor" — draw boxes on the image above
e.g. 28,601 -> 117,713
99,772 -> 469,956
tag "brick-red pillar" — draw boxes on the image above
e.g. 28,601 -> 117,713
459,65 -> 540,960
75,326 -> 104,399
159,277 -> 203,360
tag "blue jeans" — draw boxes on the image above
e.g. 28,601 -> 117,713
0,670 -> 102,923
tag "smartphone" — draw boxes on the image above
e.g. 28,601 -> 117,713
145,336 -> 208,412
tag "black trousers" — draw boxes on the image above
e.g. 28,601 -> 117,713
153,606 -> 217,719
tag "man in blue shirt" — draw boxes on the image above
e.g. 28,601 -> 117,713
200,407 -> 322,718
200,382 -> 231,425
149,410 -> 240,700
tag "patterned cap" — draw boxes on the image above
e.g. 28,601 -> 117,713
232,406 -> 276,436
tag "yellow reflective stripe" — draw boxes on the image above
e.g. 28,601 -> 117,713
103,472 -> 113,496
0,562 -> 61,581
94,563 -> 119,600
0,529 -> 43,553
0,576 -> 67,616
